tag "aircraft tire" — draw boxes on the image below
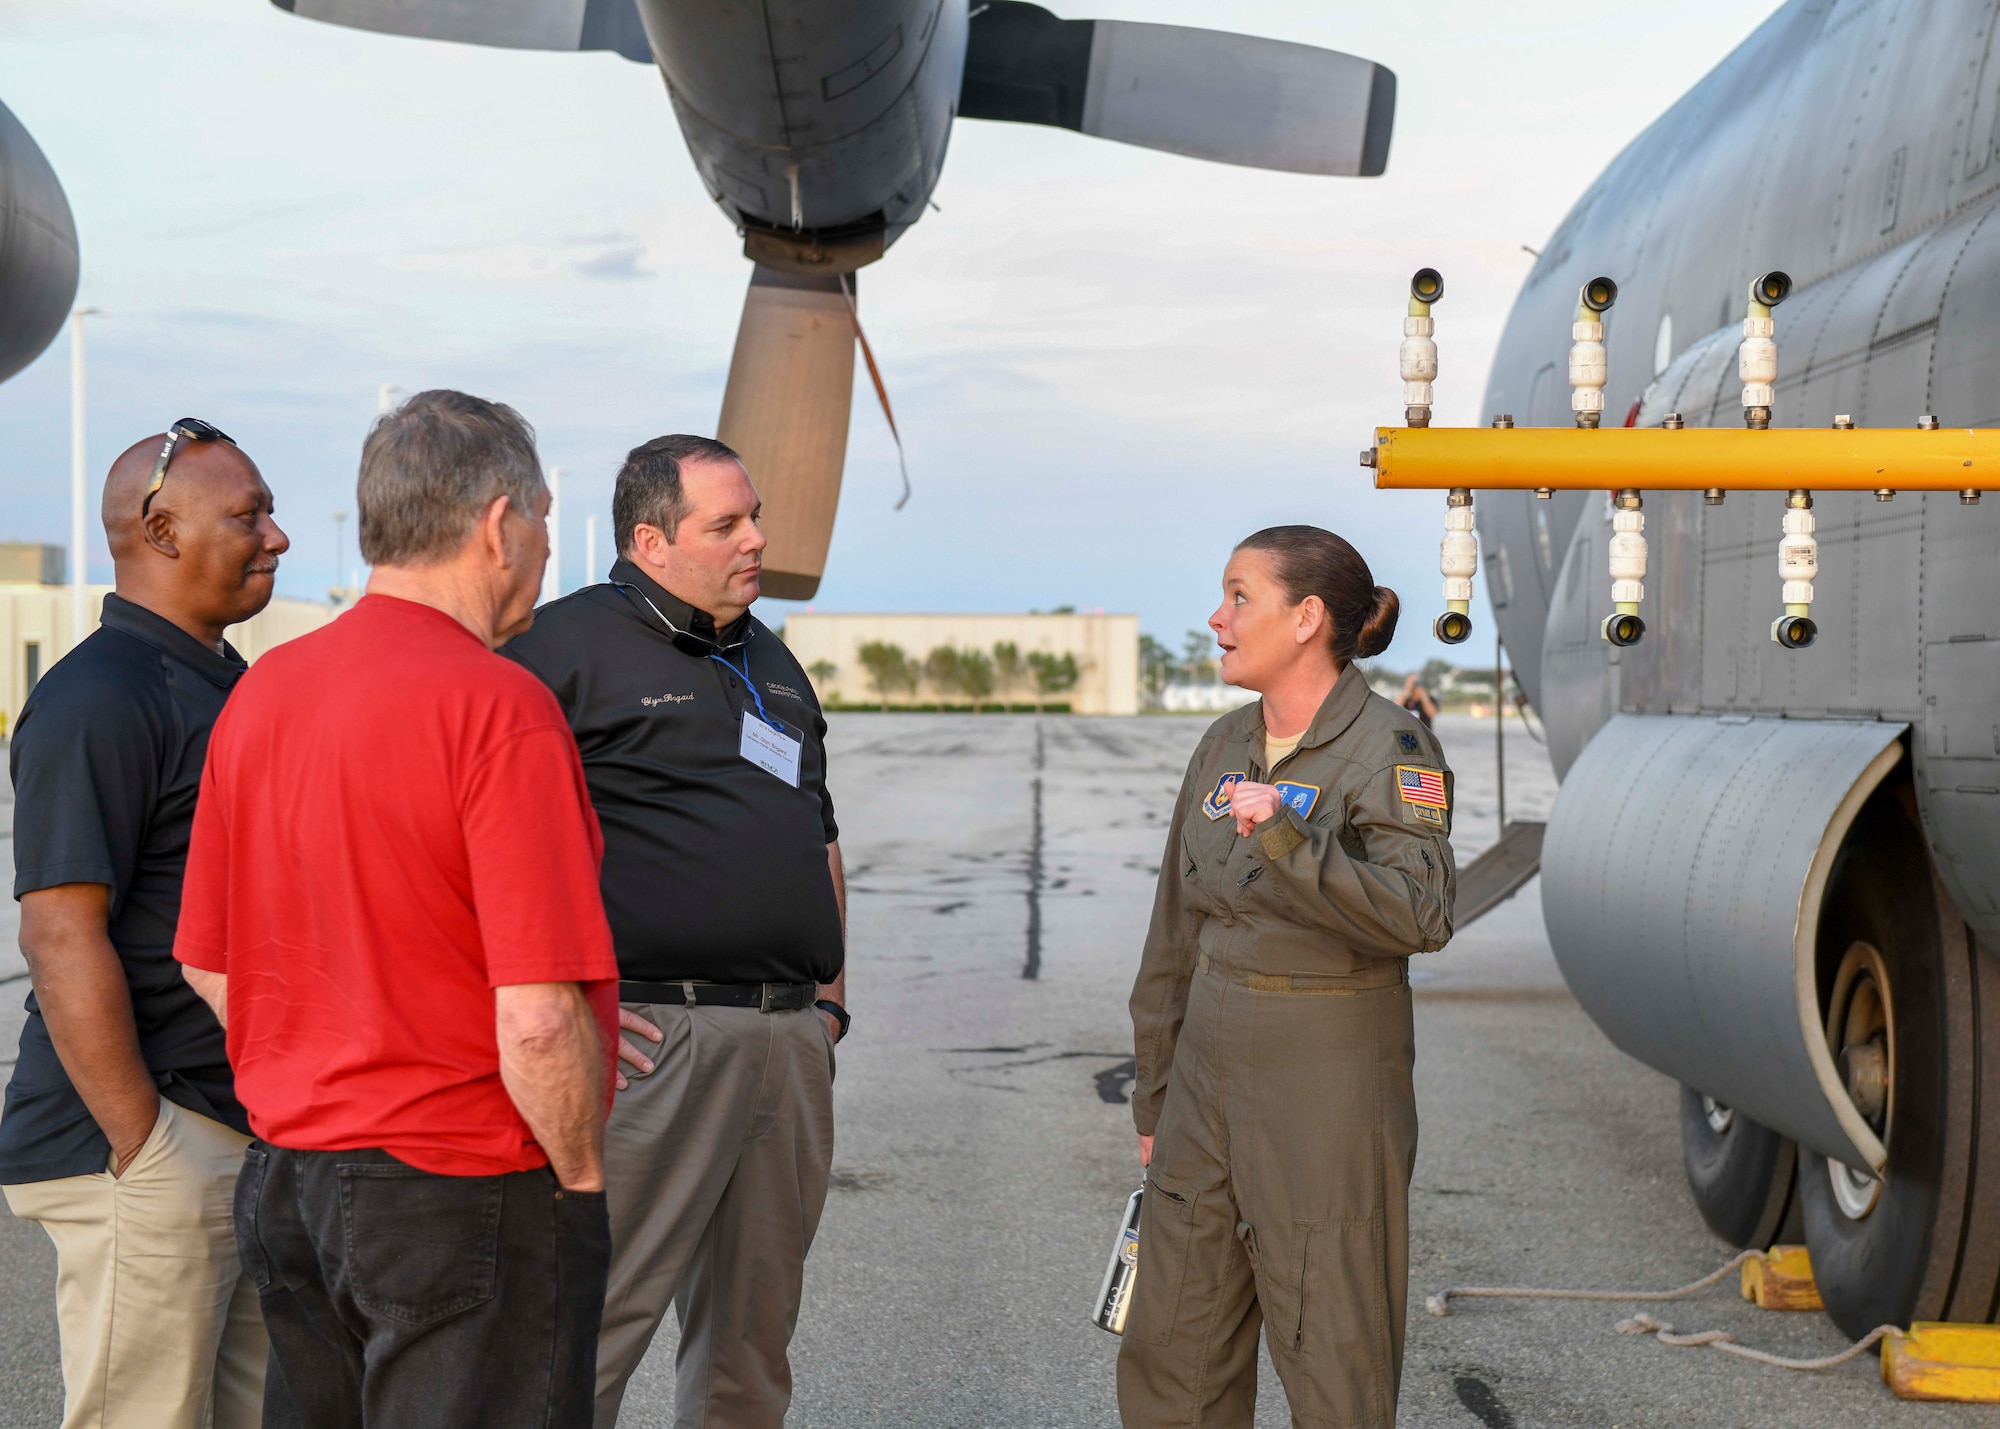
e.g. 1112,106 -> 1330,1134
1797,788 -> 1958,1338
1679,1086 -> 1798,1248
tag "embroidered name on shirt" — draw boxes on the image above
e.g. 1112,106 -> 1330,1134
642,693 -> 696,707
764,682 -> 803,700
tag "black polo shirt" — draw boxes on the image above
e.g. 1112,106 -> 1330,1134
502,559 -> 842,986
0,594 -> 249,1184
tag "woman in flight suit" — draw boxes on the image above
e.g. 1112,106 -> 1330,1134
1119,526 -> 1455,1428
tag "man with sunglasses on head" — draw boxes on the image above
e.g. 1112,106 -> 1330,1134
503,434 -> 846,1429
1,421 -> 287,1429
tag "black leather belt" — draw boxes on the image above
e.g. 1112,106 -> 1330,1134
618,979 -> 818,1012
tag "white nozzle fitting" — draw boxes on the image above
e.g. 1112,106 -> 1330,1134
1779,504 -> 1817,605
1740,313 -> 1777,411
1441,497 -> 1477,604
1570,319 -> 1606,415
1401,315 -> 1437,413
1609,503 -> 1647,609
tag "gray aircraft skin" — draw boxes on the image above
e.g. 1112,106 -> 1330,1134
1474,0 -> 2000,1339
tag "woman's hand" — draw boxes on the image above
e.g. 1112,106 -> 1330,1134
613,1008 -> 664,1091
1231,781 -> 1285,837
1138,1134 -> 1154,1168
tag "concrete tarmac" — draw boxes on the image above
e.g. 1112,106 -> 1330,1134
2,710 -> 1997,1425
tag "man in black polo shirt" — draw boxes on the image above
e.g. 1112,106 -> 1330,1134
1,426 -> 288,1429
504,434 -> 845,1429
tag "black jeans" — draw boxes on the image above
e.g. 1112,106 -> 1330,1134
234,1143 -> 610,1429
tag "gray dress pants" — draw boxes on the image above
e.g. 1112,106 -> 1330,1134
595,1001 -> 835,1429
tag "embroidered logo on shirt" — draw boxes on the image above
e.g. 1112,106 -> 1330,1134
1273,781 -> 1320,817
1397,765 -> 1448,827
1202,772 -> 1244,820
1398,730 -> 1420,752
1397,765 -> 1448,808
641,693 -> 695,707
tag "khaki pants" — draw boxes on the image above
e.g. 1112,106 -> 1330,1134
4,1097 -> 267,1429
596,1002 -> 835,1429
1118,963 -> 1417,1429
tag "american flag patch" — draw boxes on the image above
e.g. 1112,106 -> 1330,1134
1396,765 -> 1448,809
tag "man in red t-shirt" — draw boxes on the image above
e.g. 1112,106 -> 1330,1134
175,390 -> 620,1429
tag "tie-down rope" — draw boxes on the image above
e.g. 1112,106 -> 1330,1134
1427,1250 -> 1906,1373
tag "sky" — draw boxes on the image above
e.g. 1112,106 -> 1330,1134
0,0 -> 1784,668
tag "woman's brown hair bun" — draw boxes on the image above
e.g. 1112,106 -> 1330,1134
1356,585 -> 1400,659
1235,525 -> 1399,665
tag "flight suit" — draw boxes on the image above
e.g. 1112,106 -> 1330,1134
1120,664 -> 1455,1429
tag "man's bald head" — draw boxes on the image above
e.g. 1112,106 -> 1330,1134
104,432 -> 260,558
100,428 -> 290,647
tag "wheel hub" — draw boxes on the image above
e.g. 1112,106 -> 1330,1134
1702,1095 -> 1735,1134
1825,940 -> 1894,1221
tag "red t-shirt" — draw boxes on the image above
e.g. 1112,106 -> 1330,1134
175,595 -> 619,1176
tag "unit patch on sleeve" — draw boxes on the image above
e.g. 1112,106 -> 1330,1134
1396,765 -> 1449,828
1202,772 -> 1245,820
1272,781 -> 1320,818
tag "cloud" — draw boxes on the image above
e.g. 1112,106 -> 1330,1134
575,244 -> 650,280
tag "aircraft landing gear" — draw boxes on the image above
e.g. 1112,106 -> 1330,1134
1679,1086 -> 1800,1248
1794,785 -> 2000,1338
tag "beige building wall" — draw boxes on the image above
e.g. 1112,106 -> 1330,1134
782,612 -> 1139,716
0,585 -> 335,735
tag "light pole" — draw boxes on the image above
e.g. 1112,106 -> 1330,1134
541,466 -> 562,604
69,307 -> 101,651
332,510 -> 349,606
377,383 -> 400,415
585,514 -> 598,588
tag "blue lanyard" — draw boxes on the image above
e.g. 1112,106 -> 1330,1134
710,648 -> 782,733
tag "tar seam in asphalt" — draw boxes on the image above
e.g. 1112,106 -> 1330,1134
1024,722 -> 1044,980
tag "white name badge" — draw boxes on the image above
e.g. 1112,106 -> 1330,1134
740,715 -> 803,787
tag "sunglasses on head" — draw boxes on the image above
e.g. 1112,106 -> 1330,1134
143,418 -> 236,517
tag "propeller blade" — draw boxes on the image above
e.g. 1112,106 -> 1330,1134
960,2 -> 1394,177
272,0 -> 651,62
716,266 -> 856,602
0,98 -> 79,386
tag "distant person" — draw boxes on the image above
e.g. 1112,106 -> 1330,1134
173,391 -> 620,1428
1120,526 -> 1456,1427
1399,670 -> 1439,727
503,434 -> 845,1429
1,422 -> 286,1429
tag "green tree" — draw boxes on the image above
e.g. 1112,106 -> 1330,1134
856,641 -> 911,710
992,641 -> 1025,705
1182,628 -> 1218,685
1138,634 -> 1176,704
807,658 -> 837,695
923,645 -> 964,701
1027,650 -> 1080,711
959,650 -> 996,708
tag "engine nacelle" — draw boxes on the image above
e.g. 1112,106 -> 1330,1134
0,98 -> 78,386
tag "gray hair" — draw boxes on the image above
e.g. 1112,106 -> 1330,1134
613,434 -> 742,555
358,390 -> 546,566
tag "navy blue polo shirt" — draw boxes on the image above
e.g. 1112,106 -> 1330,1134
0,593 -> 249,1184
